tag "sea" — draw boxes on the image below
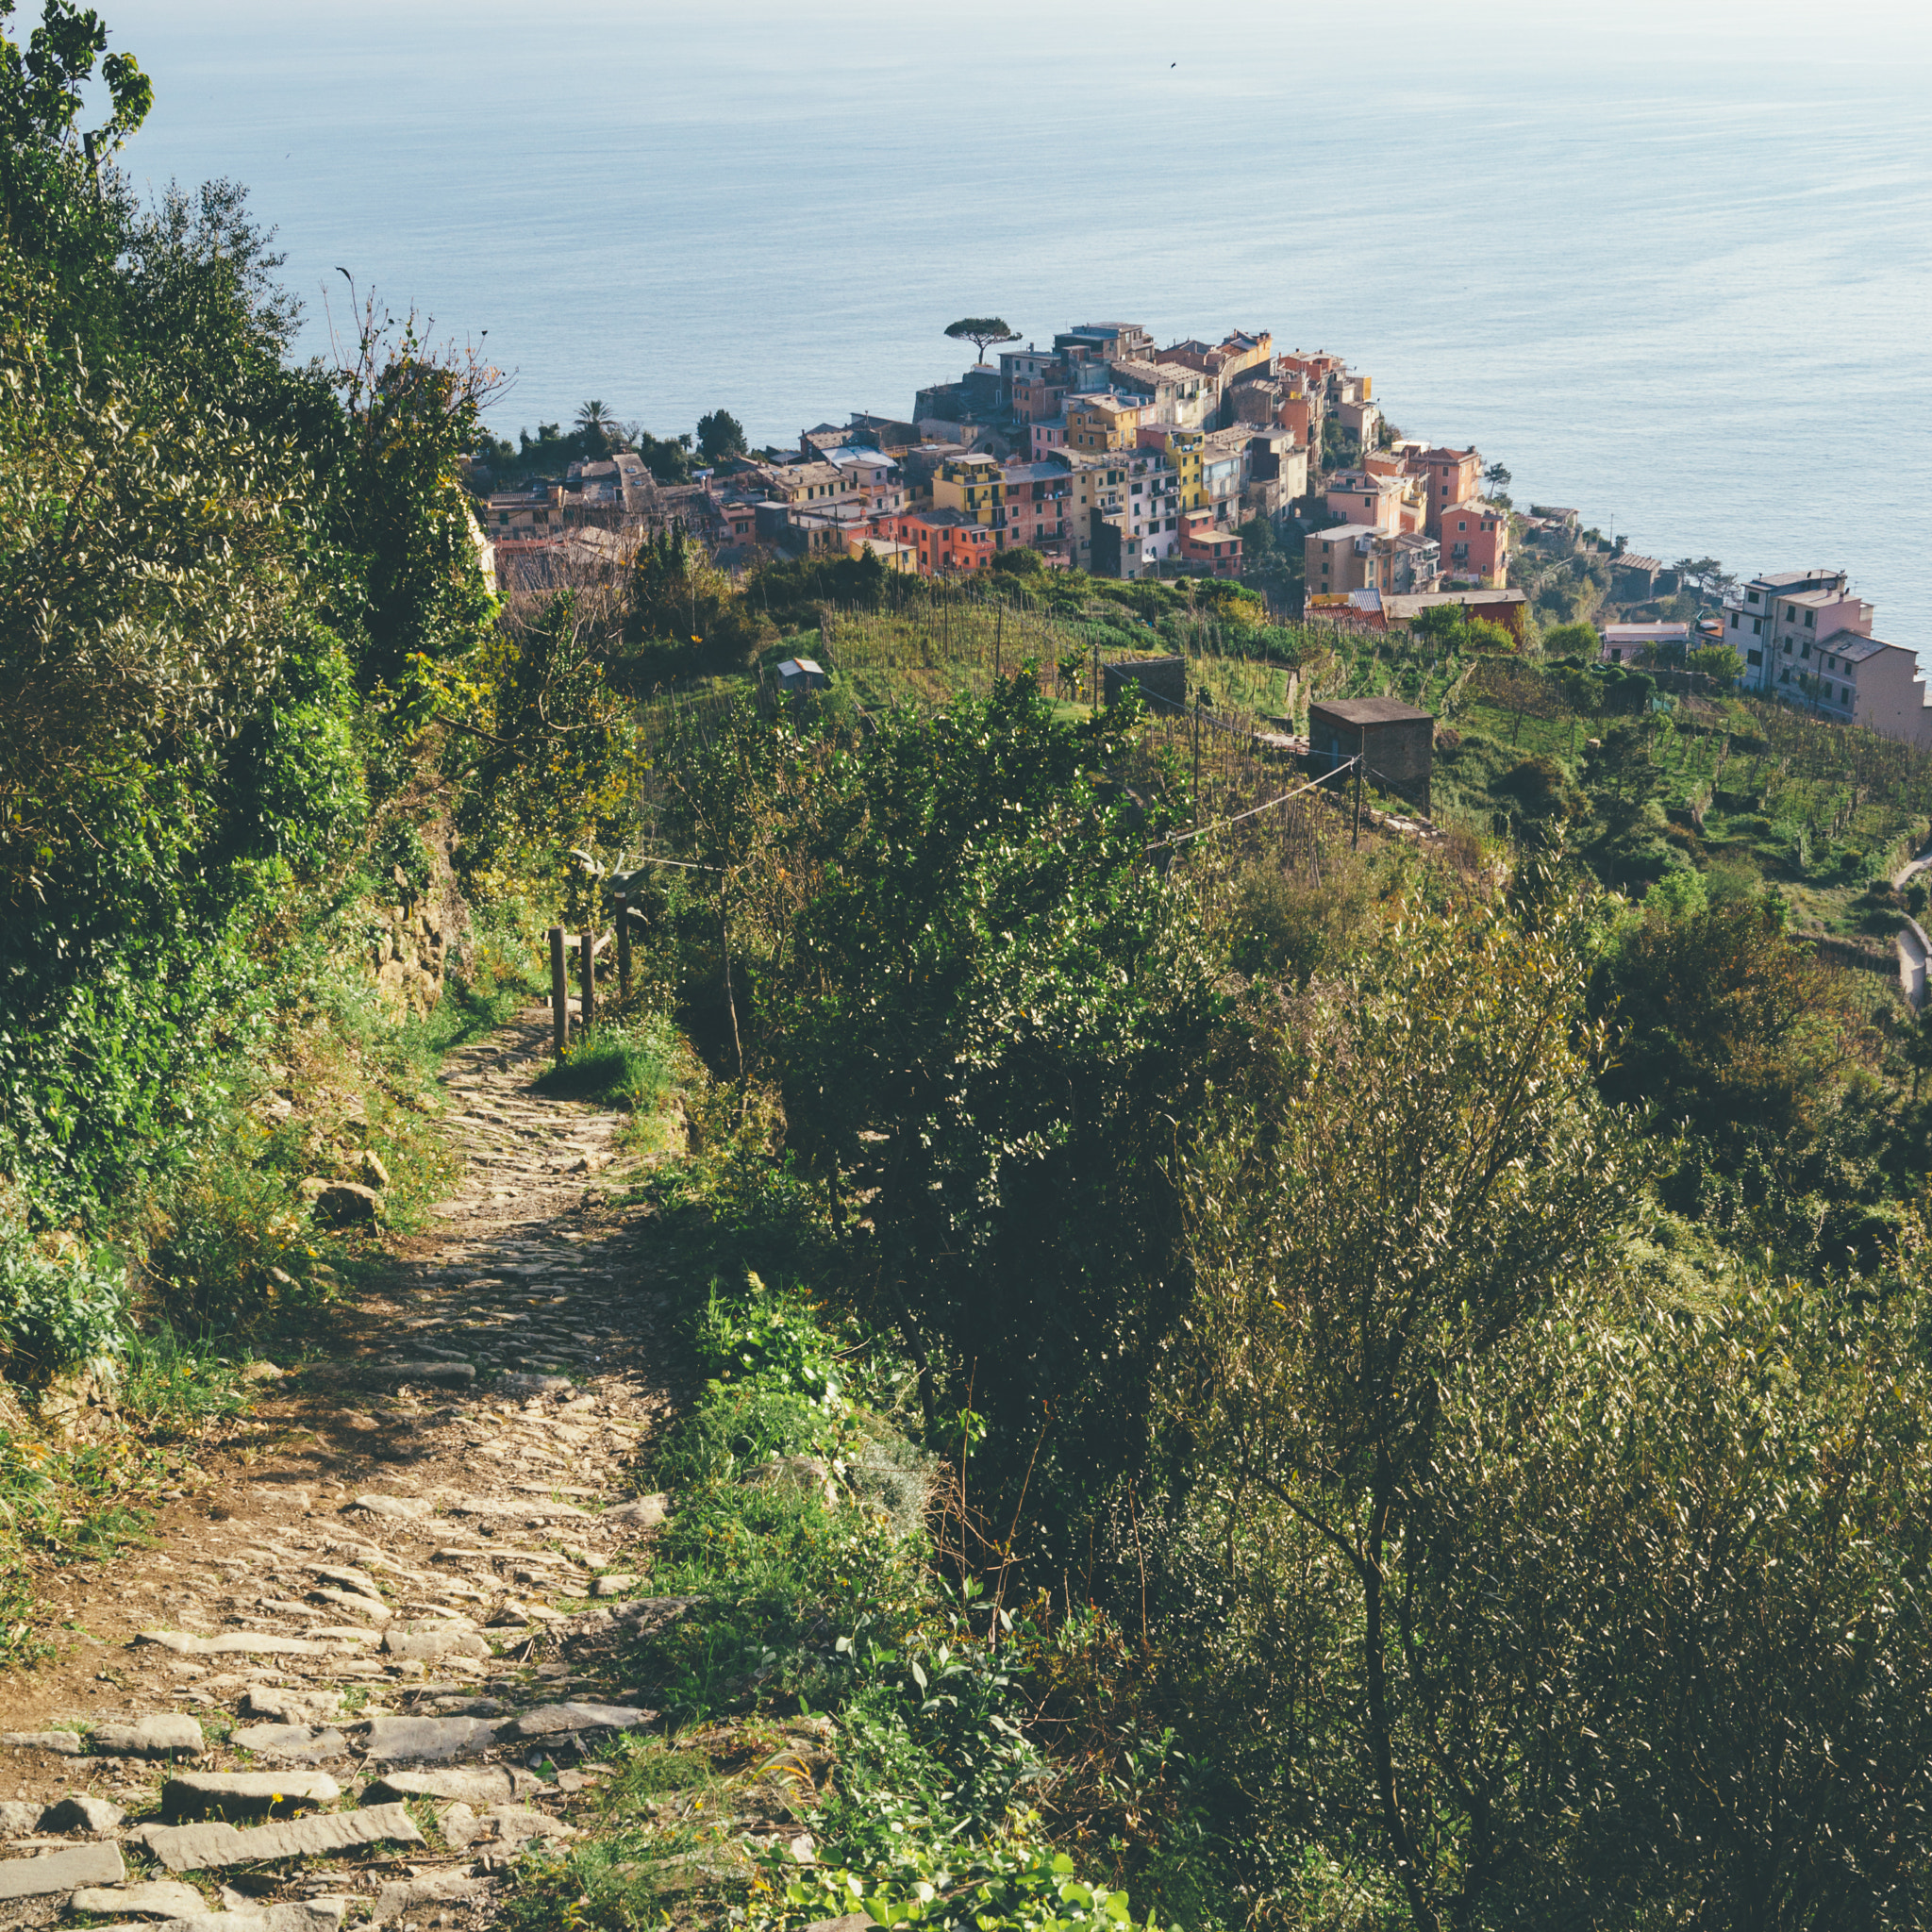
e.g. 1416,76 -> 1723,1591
85,0 -> 1932,653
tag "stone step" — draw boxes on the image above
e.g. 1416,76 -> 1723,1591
0,1838 -> 125,1899
133,1800 -> 425,1872
71,1877 -> 207,1918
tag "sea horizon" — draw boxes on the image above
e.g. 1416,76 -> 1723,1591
92,0 -> 1932,654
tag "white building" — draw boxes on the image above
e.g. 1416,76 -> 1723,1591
1724,570 -> 1873,692
1724,568 -> 1931,747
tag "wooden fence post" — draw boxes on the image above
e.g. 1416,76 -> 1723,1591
549,925 -> 567,1058
615,892 -> 632,1000
580,928 -> 596,1035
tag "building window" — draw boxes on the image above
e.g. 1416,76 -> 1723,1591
1806,610 -> 1815,626
1780,668 -> 1791,682
1747,649 -> 1762,666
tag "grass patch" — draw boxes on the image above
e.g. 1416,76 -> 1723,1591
117,1325 -> 255,1436
536,1011 -> 680,1111
424,893 -> 554,1053
534,1006 -> 698,1157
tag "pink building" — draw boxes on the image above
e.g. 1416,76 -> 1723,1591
1441,504 -> 1509,588
1180,510 -> 1242,578
1411,447 -> 1483,538
1030,416 -> 1068,460
1324,471 -> 1409,536
995,459 -> 1073,555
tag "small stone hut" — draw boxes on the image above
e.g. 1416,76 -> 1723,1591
1307,696 -> 1434,817
1103,656 -> 1187,711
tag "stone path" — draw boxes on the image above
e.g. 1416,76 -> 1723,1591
0,1010 -> 683,1928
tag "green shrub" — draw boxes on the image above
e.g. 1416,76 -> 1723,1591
143,1126 -> 312,1334
0,1223 -> 125,1378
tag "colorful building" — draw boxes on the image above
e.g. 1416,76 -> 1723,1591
1306,525 -> 1385,598
1138,425 -> 1206,511
992,460 -> 1074,555
931,454 -> 1005,524
1179,511 -> 1242,578
1441,503 -> 1509,588
1324,470 -> 1411,536
1409,446 -> 1483,538
1030,416 -> 1069,460
1724,569 -> 1876,694
1065,392 -> 1144,453
871,508 -> 996,575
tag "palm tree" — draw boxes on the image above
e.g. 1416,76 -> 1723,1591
575,400 -> 615,452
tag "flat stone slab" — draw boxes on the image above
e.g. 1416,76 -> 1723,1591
92,1910 -> 345,1932
359,1765 -> 537,1807
0,1729 -> 84,1755
135,1800 -> 424,1871
381,1624 -> 491,1660
310,1586 -> 390,1624
500,1701 -> 654,1739
307,1567 -> 381,1600
92,1714 -> 205,1758
303,1625 -> 383,1647
496,1374 -> 574,1396
163,1770 -> 341,1818
346,1494 -> 435,1522
228,1724 -> 350,1762
136,1632 -> 349,1659
359,1714 -> 497,1763
371,1871 -> 493,1923
40,1790 -> 125,1832
600,1493 -> 669,1528
0,1800 -> 38,1834
73,1877 -> 209,1917
0,1837 -> 125,1897
446,1494 -> 591,1521
591,1573 -> 641,1596
242,1687 -> 344,1723
442,1801 -> 575,1851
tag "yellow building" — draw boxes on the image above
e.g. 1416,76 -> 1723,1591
1064,392 -> 1142,453
1141,427 -> 1205,512
931,454 -> 1004,524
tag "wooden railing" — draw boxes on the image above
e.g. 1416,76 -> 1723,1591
547,894 -> 650,1058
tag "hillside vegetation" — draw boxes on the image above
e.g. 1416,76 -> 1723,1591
9,11 -> 1932,1929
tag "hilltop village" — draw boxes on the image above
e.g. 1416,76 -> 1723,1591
472,319 -> 1932,752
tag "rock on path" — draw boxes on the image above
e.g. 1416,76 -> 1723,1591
0,1010 -> 680,1929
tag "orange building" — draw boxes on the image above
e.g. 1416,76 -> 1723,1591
870,508 -> 995,575
1410,446 -> 1483,537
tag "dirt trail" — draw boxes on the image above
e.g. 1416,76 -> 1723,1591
0,1009 -> 680,1927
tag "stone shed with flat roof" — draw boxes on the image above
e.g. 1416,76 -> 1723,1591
1307,696 -> 1434,817
1103,656 -> 1188,711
